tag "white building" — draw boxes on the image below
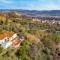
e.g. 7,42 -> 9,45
0,32 -> 20,49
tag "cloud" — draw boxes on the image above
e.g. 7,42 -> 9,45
0,0 -> 13,4
45,5 -> 60,10
0,0 -> 60,10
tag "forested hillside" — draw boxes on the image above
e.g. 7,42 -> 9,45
0,12 -> 60,60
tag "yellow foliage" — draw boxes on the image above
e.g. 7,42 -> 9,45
26,33 -> 40,43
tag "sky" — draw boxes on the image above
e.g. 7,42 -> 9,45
0,0 -> 60,10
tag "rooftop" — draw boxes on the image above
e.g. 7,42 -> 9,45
0,32 -> 15,40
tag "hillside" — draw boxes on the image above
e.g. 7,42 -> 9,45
0,11 -> 60,60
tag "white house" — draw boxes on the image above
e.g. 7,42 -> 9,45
0,32 -> 20,49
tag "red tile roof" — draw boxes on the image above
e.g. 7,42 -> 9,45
0,32 -> 15,40
12,39 -> 21,46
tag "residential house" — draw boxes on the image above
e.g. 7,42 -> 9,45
0,32 -> 23,49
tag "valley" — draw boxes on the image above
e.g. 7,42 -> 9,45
0,10 -> 60,60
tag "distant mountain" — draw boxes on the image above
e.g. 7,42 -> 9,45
0,9 -> 60,16
0,9 -> 60,20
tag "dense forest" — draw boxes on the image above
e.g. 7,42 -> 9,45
0,12 -> 60,60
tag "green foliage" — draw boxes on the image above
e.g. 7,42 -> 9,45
0,12 -> 60,60
0,47 -> 3,54
18,40 -> 32,60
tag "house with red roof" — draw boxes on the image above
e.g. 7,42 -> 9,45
0,32 -> 23,49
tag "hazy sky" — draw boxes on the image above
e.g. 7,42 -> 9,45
0,0 -> 60,10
